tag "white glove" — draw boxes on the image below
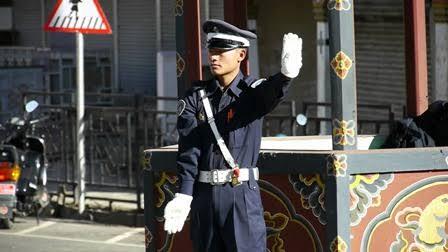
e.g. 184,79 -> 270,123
163,193 -> 193,234
281,33 -> 303,78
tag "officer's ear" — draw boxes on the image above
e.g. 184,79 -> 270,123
237,48 -> 247,62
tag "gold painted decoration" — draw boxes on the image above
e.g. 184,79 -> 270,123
362,176 -> 448,251
176,52 -> 186,78
262,179 -> 323,251
327,0 -> 351,11
330,51 -> 353,79
330,236 -> 348,252
145,226 -> 153,248
349,173 -> 394,226
391,194 -> 448,252
174,0 -> 184,16
155,172 -> 178,208
264,212 -> 289,252
332,119 -> 356,146
327,154 -> 348,177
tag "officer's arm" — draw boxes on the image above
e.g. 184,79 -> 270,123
252,33 -> 302,116
176,91 -> 201,196
252,73 -> 292,117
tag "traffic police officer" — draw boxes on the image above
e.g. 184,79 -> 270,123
164,19 -> 303,251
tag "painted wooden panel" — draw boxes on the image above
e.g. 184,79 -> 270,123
351,171 -> 448,252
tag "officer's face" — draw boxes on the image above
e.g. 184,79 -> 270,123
207,48 -> 246,77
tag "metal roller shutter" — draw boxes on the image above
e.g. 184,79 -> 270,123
161,0 -> 175,51
355,0 -> 432,119
354,0 -> 406,119
13,0 -> 42,47
118,0 -> 156,95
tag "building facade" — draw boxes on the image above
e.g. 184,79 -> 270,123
0,0 -> 447,132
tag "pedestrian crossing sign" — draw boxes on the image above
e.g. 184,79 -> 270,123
44,0 -> 112,34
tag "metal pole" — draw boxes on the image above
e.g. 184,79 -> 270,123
127,112 -> 133,187
155,0 -> 161,52
76,32 -> 86,214
40,0 -> 47,48
204,0 -> 210,20
113,0 -> 119,91
290,100 -> 296,136
89,114 -> 94,184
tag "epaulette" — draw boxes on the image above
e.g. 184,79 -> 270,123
243,75 -> 266,89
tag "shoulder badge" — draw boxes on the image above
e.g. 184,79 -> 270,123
177,100 -> 186,116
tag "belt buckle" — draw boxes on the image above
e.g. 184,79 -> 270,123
210,169 -> 224,185
231,167 -> 242,187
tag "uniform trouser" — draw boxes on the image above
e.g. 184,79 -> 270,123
190,170 -> 266,252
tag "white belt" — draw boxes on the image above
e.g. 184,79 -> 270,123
198,168 -> 259,185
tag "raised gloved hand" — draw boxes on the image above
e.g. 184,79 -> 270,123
281,33 -> 303,78
163,193 -> 193,234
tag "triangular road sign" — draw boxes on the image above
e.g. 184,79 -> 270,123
44,0 -> 112,34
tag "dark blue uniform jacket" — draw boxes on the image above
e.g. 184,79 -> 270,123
177,71 -> 292,195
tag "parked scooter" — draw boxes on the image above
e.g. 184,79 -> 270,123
0,100 -> 49,228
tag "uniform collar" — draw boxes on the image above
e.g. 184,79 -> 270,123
205,71 -> 245,97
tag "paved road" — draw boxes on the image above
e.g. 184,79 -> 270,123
0,217 -> 145,252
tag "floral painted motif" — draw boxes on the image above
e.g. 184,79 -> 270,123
291,168 -> 393,227
174,0 -> 184,16
155,172 -> 178,208
327,154 -> 348,177
330,51 -> 353,79
327,0 -> 351,11
145,226 -> 153,248
176,52 -> 186,78
289,174 -> 326,224
391,194 -> 448,252
349,173 -> 394,226
333,119 -> 356,146
330,236 -> 348,252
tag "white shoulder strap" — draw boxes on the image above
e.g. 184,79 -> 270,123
198,89 -> 238,169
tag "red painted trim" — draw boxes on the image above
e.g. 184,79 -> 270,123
404,0 -> 428,116
184,0 -> 202,82
44,0 -> 112,35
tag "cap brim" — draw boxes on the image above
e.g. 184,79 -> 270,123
206,40 -> 244,50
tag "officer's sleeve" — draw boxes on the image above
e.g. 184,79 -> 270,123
176,91 -> 201,196
253,72 -> 292,116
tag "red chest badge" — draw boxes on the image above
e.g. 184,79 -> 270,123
227,108 -> 235,123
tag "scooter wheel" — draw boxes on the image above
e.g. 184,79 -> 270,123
0,218 -> 14,229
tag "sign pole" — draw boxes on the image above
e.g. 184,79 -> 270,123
76,31 -> 86,214
44,0 -> 112,215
